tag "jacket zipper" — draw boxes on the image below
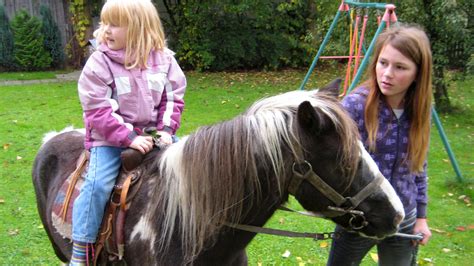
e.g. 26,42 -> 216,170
390,115 -> 401,180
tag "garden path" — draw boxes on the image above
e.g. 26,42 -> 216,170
0,70 -> 81,86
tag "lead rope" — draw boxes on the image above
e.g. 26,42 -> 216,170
225,222 -> 339,241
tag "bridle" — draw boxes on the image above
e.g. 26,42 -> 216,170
288,160 -> 384,230
225,158 -> 384,239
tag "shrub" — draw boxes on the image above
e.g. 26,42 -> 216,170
40,5 -> 64,68
0,5 -> 14,70
164,0 -> 315,71
11,9 -> 52,71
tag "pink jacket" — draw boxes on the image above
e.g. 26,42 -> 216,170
78,44 -> 186,149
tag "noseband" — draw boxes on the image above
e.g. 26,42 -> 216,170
288,160 -> 384,230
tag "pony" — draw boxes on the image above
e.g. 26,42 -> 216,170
33,80 -> 404,265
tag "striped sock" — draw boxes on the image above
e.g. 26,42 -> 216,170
70,241 -> 87,265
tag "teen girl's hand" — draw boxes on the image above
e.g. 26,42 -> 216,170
157,131 -> 172,145
413,218 -> 432,246
130,135 -> 154,154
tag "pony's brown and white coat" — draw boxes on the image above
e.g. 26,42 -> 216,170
149,89 -> 360,262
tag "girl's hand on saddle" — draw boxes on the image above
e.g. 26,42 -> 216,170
130,135 -> 154,154
157,131 -> 172,145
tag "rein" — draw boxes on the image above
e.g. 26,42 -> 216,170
225,222 -> 338,241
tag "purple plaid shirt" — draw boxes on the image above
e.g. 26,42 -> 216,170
341,86 -> 428,218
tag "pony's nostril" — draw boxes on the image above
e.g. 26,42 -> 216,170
394,212 -> 404,227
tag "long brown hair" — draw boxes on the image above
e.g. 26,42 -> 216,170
364,24 -> 432,173
94,0 -> 166,69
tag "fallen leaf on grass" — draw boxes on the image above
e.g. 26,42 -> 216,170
370,252 -> 378,263
3,143 -> 10,150
468,225 -> 474,230
442,248 -> 451,253
455,226 -> 466,231
0,198 -> 4,204
16,155 -> 23,160
459,195 -> 472,206
296,257 -> 305,266
431,227 -> 446,234
319,241 -> 328,248
37,224 -> 44,229
418,257 -> 434,266
279,217 -> 285,224
8,229 -> 19,236
282,250 -> 291,258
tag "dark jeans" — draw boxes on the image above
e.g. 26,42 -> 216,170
327,224 -> 418,266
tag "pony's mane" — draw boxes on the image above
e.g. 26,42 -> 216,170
147,89 -> 359,262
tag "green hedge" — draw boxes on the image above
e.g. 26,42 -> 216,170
165,0 -> 316,71
40,5 -> 64,69
0,5 -> 14,70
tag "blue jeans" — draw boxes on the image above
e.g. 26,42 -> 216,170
327,212 -> 418,266
72,146 -> 124,243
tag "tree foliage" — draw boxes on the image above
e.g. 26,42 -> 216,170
396,0 -> 472,110
161,0 -> 315,71
40,5 -> 64,68
11,10 -> 52,71
67,0 -> 96,68
0,5 -> 14,70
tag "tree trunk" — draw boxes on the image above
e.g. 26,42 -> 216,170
432,64 -> 450,111
422,0 -> 451,111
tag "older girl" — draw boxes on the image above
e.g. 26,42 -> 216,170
328,24 -> 433,265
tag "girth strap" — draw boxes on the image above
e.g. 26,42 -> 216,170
61,150 -> 89,221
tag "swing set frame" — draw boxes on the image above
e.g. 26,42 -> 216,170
299,0 -> 465,182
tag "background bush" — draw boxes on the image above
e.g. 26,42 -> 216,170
40,5 -> 64,69
11,9 -> 52,71
164,0 -> 315,71
0,5 -> 14,71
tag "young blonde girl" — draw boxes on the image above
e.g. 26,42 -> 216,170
328,24 -> 432,265
72,0 -> 186,264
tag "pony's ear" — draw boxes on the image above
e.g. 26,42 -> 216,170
319,78 -> 342,97
297,101 -> 323,133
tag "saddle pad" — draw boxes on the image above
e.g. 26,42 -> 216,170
51,166 -> 87,239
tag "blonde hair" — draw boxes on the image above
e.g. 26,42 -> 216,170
364,24 -> 432,173
94,0 -> 166,69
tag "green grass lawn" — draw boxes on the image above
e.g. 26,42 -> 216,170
0,69 -> 472,265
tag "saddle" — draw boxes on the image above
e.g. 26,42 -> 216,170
51,148 -> 146,265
